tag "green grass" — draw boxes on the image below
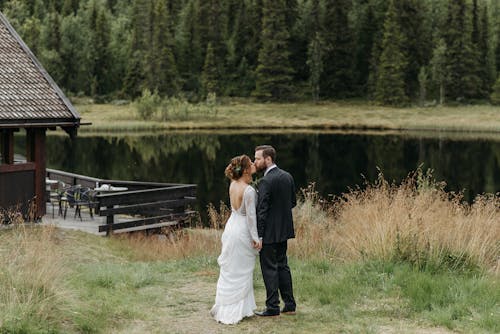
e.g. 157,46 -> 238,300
74,100 -> 500,134
0,226 -> 498,333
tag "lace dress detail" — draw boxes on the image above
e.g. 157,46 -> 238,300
210,186 -> 259,324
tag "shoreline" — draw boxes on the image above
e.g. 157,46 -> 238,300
74,101 -> 500,136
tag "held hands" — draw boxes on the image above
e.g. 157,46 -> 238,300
252,240 -> 262,251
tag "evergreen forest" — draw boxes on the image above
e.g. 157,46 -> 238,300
1,0 -> 500,105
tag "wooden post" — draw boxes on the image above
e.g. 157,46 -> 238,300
27,128 -> 46,217
106,206 -> 114,236
1,130 -> 14,164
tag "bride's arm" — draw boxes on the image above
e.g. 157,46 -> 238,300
244,187 -> 260,243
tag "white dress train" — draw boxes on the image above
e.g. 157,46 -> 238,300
210,186 -> 260,324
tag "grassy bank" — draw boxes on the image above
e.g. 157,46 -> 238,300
0,172 -> 498,333
75,100 -> 500,133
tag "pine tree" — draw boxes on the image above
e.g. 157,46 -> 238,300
444,0 -> 480,101
283,0 -> 303,83
366,0 -> 390,98
205,0 -> 226,91
374,0 -> 408,106
253,0 -> 294,100
62,0 -> 79,16
354,1 -> 377,94
175,0 -> 203,93
245,0 -> 263,68
59,14 -> 87,93
202,42 -> 218,95
430,38 -> 447,105
39,8 -> 64,84
123,0 -> 148,97
307,32 -> 324,103
20,16 -> 41,56
87,1 -> 112,96
478,4 -> 493,97
418,66 -> 428,106
395,0 -> 430,98
148,0 -> 179,97
470,0 -> 488,99
321,0 -> 354,98
225,0 -> 256,96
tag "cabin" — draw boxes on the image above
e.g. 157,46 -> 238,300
0,11 -> 80,218
0,12 -> 196,233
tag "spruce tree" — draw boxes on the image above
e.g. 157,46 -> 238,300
307,32 -> 324,103
478,4 -> 493,97
366,0 -> 390,98
87,1 -> 112,96
20,16 -> 41,56
374,0 -> 408,106
202,42 -> 218,95
62,0 -> 79,16
470,0 -> 488,98
395,0 -> 430,98
284,0 -> 304,82
59,14 -> 87,94
354,1 -> 377,94
226,0 -> 256,96
39,8 -> 64,84
253,0 -> 294,100
175,0 -> 203,93
147,0 -> 179,96
321,0 -> 354,98
430,38 -> 447,105
123,0 -> 148,97
444,0 -> 480,101
205,0 -> 226,91
246,0 -> 263,68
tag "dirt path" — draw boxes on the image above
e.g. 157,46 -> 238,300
112,270 -> 458,334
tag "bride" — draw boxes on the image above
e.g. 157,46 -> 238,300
210,155 -> 262,324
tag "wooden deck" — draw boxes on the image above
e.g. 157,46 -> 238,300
43,169 -> 197,236
42,202 -> 190,235
42,202 -> 106,235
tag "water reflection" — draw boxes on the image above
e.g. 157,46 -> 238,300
46,131 -> 500,218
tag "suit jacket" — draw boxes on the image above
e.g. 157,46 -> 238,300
257,167 -> 297,244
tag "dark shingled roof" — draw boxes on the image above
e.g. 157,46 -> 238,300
0,11 -> 80,129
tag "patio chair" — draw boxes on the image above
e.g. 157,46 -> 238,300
46,180 -> 66,218
62,186 -> 98,221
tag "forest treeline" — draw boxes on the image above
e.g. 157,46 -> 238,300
2,0 -> 500,105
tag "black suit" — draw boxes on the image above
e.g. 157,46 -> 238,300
257,166 -> 296,313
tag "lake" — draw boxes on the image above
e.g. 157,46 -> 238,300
45,131 -> 500,221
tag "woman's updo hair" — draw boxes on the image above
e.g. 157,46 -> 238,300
225,155 -> 251,180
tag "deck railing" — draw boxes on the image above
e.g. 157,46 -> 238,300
46,168 -> 196,235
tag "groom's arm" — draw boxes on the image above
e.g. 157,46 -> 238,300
257,178 -> 271,239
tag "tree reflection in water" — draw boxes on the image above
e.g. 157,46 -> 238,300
45,132 -> 500,223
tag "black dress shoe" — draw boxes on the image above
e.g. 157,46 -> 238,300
254,308 -> 280,317
281,306 -> 296,315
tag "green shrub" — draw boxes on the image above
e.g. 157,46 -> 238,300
135,89 -> 161,120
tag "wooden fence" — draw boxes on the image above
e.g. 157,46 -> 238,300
46,168 -> 196,235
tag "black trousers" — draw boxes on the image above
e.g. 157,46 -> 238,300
259,241 -> 296,312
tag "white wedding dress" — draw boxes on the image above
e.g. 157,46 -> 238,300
210,185 -> 260,324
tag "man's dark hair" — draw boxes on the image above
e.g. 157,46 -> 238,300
255,145 -> 276,162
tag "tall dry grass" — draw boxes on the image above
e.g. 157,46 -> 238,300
113,228 -> 222,262
0,224 -> 69,330
291,170 -> 500,274
110,170 -> 499,274
106,202 -> 230,262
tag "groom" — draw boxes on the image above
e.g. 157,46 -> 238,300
253,145 -> 297,317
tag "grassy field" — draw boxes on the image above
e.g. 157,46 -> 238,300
0,172 -> 498,333
75,99 -> 500,134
